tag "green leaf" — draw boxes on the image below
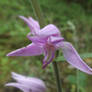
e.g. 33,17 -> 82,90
67,72 -> 87,86
79,53 -> 92,59
67,75 -> 76,84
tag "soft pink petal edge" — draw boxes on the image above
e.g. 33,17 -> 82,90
19,16 -> 40,35
39,24 -> 61,37
59,41 -> 92,75
5,83 -> 30,92
7,43 -> 43,56
11,72 -> 46,88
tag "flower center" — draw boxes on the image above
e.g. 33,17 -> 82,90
45,43 -> 55,51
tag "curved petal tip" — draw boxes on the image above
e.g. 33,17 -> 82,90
60,41 -> 92,75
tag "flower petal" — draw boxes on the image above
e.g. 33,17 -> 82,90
49,36 -> 64,45
42,50 -> 48,64
29,17 -> 40,30
5,83 -> 30,92
60,42 -> 92,74
6,72 -> 46,92
7,43 -> 43,56
39,24 -> 61,37
11,72 -> 46,91
11,72 -> 27,81
27,33 -> 48,43
19,16 -> 40,35
11,72 -> 41,84
42,49 -> 55,68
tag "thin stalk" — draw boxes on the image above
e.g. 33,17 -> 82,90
53,61 -> 62,92
76,69 -> 79,92
30,0 -> 45,27
30,0 -> 62,92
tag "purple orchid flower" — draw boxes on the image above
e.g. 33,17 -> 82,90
5,72 -> 46,92
7,16 -> 92,74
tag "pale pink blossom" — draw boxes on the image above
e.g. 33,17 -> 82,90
7,16 -> 92,74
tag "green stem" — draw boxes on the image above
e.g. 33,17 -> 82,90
30,0 -> 62,92
53,62 -> 62,92
30,0 -> 45,27
76,70 -> 79,92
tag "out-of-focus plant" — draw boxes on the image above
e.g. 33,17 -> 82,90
0,0 -> 92,92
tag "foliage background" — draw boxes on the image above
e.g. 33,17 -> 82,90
0,0 -> 92,92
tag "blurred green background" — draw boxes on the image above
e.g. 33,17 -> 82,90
0,0 -> 92,92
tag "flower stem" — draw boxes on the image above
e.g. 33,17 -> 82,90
53,61 -> 62,92
30,0 -> 45,28
76,70 -> 79,92
30,0 -> 62,92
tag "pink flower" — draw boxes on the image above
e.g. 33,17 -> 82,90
5,72 -> 46,92
7,16 -> 92,74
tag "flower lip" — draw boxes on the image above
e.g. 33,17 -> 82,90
42,42 -> 56,68
42,50 -> 55,69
